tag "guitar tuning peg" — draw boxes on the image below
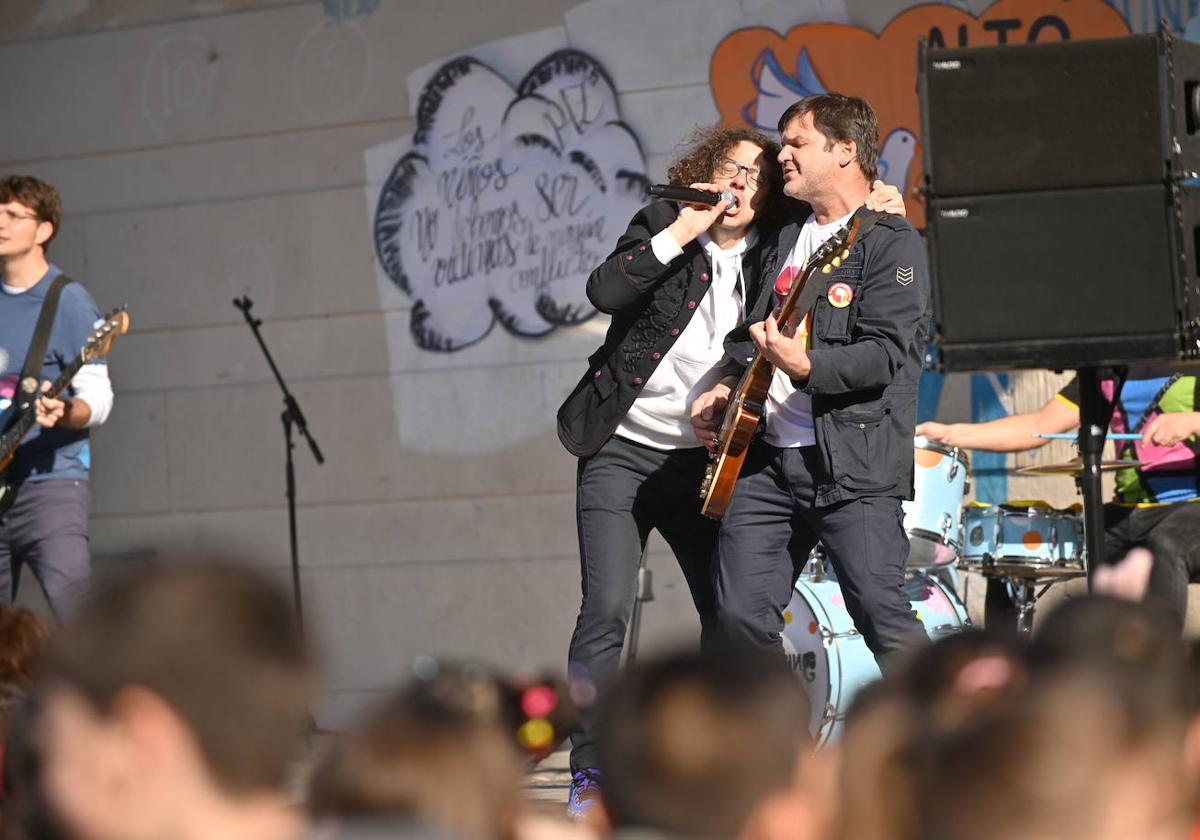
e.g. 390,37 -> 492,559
822,264 -> 833,274
832,257 -> 842,267
842,249 -> 850,259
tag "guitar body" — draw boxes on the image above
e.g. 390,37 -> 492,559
698,220 -> 858,521
700,363 -> 771,519
699,405 -> 757,520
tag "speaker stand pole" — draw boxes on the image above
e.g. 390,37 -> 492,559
1076,367 -> 1117,576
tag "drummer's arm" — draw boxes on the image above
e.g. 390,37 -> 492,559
915,396 -> 1079,453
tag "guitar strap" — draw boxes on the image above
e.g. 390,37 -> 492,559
12,274 -> 72,417
786,210 -> 883,320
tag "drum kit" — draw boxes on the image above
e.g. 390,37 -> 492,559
783,436 -> 1139,743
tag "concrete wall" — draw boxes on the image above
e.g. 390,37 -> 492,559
1,0 -> 1188,725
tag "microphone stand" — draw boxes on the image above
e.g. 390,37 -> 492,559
233,296 -> 325,637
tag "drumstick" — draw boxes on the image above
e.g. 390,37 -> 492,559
1034,433 -> 1142,440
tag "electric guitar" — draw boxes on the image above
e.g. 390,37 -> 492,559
0,307 -> 130,516
699,220 -> 858,520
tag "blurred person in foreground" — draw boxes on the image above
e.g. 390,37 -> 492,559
28,560 -> 314,840
309,662 -> 589,840
913,598 -> 1195,840
835,631 -> 1027,840
595,648 -> 823,840
0,604 -> 50,803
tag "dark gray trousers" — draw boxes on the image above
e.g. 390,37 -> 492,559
568,436 -> 719,772
0,478 -> 92,619
715,442 -> 926,662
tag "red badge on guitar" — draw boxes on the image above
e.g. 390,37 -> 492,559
828,282 -> 853,308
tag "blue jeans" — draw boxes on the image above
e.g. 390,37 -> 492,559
0,478 -> 92,618
716,442 -> 926,663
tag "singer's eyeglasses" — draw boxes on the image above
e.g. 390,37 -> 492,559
716,158 -> 768,188
0,208 -> 39,224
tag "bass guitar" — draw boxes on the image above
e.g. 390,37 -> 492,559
0,307 -> 130,516
700,220 -> 858,520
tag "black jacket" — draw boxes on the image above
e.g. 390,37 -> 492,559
556,201 -> 780,457
724,206 -> 930,506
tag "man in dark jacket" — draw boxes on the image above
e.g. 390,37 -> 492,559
693,94 -> 930,664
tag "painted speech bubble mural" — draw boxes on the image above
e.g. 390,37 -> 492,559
374,49 -> 648,351
711,0 -> 1131,228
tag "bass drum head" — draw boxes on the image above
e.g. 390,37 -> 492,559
783,570 -> 972,745
782,577 -> 877,744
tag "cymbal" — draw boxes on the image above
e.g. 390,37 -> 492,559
1015,458 -> 1147,476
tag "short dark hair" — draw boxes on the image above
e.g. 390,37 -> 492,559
0,175 -> 62,251
39,559 -> 314,794
597,649 -> 811,838
667,124 -> 786,227
309,666 -> 528,840
778,94 -> 879,182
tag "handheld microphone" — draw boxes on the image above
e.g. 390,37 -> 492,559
647,184 -> 737,209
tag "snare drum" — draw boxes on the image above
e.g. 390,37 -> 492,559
903,438 -> 970,567
782,570 -> 970,745
959,503 -> 1084,573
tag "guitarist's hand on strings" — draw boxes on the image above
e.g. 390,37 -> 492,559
35,381 -> 90,430
691,377 -> 737,452
751,315 -> 812,381
35,381 -> 65,429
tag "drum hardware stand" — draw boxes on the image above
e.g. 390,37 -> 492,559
999,575 -> 1055,636
623,543 -> 654,666
233,296 -> 325,639
1074,366 -> 1125,579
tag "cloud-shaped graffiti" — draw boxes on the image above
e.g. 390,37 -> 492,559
374,50 -> 648,351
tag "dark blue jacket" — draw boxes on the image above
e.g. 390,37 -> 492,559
724,206 -> 930,506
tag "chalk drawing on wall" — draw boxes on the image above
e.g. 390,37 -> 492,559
292,17 -> 372,122
141,34 -> 219,134
373,49 -> 648,352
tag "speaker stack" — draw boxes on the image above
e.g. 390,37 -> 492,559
919,29 -> 1200,371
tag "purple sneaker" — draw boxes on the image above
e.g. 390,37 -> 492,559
566,768 -> 603,819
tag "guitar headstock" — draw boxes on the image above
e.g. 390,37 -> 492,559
812,217 -> 858,276
80,307 -> 131,363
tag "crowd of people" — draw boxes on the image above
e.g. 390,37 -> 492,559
0,557 -> 1199,840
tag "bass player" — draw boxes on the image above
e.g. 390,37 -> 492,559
0,175 -> 113,617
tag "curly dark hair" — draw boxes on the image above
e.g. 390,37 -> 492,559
666,125 -> 785,227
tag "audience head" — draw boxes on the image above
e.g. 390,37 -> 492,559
34,558 -> 313,840
0,604 -> 50,694
919,666 -> 1191,840
837,631 -> 1025,840
596,647 -> 811,839
310,661 -> 574,840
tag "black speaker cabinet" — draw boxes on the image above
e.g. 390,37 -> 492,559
920,31 -> 1200,196
926,183 -> 1200,371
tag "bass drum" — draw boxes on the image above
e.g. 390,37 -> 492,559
781,571 -> 970,746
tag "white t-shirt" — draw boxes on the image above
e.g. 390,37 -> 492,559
616,227 -> 757,450
763,210 -> 854,448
